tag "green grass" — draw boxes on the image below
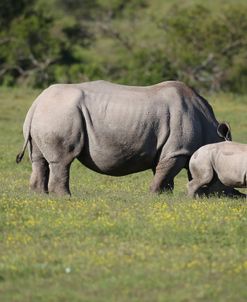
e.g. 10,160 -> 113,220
0,88 -> 246,302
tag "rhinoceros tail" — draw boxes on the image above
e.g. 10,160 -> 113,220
16,152 -> 23,163
16,97 -> 39,164
16,114 -> 33,164
16,134 -> 30,164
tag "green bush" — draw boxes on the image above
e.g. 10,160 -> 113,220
0,1 -> 246,92
161,4 -> 247,92
0,9 -> 63,86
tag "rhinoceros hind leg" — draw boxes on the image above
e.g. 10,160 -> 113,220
30,159 -> 49,194
29,141 -> 49,194
150,156 -> 188,193
48,162 -> 72,196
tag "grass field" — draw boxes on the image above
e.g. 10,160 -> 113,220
0,88 -> 246,301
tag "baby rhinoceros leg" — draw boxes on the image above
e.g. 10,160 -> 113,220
187,153 -> 214,198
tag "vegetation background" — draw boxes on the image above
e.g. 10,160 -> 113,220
0,0 -> 247,301
0,0 -> 247,92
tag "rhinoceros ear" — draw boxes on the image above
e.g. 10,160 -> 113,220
217,122 -> 232,141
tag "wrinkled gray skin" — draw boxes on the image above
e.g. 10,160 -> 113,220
187,142 -> 247,198
17,80 -> 233,196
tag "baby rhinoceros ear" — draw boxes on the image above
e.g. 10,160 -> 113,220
217,122 -> 232,141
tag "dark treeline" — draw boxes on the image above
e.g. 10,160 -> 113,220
0,0 -> 246,92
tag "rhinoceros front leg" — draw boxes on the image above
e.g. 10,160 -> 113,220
150,156 -> 188,193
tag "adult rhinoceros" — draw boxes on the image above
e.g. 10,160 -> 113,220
17,80 -> 231,196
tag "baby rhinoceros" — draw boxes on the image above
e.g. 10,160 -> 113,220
187,142 -> 247,198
